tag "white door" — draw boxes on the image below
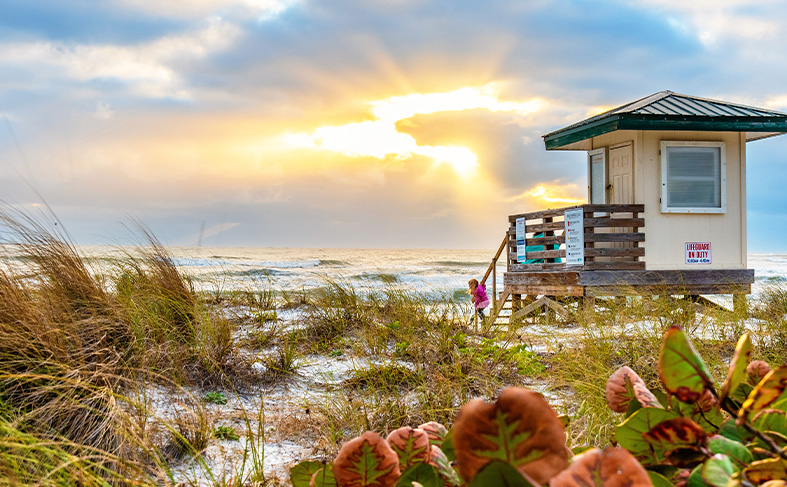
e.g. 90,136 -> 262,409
609,143 -> 633,205
608,143 -> 634,253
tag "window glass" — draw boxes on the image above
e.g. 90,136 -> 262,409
590,153 -> 605,204
665,146 -> 721,209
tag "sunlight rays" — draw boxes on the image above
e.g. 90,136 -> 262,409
283,83 -> 543,178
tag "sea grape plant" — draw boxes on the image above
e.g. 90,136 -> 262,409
290,326 -> 787,487
611,327 -> 787,487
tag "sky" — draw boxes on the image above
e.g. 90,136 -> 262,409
2,0 -> 787,251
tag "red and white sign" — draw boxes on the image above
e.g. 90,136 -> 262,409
685,242 -> 711,264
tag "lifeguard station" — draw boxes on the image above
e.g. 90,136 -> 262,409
482,91 -> 787,322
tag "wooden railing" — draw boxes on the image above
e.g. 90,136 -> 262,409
507,204 -> 645,271
480,233 -> 508,311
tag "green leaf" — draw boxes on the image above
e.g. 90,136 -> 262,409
687,464 -> 711,487
718,418 -> 749,444
730,382 -> 753,406
752,409 -> 787,449
702,454 -> 735,487
468,460 -> 536,487
396,463 -> 440,487
659,326 -> 715,403
647,465 -> 679,479
616,407 -> 681,465
647,470 -> 673,487
773,391 -> 787,412
625,396 -> 644,417
673,398 -> 724,433
310,465 -> 337,487
290,461 -> 324,487
720,333 -> 751,403
441,429 -> 455,462
739,366 -> 787,423
707,435 -> 753,469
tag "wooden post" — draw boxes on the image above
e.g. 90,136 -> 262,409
512,293 -> 521,325
733,293 -> 747,317
492,260 -> 497,311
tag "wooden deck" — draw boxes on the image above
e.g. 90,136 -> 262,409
481,204 -> 754,322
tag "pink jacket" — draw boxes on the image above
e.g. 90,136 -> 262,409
472,284 -> 490,309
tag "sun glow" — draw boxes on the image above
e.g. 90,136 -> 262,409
508,184 -> 585,207
283,83 -> 543,178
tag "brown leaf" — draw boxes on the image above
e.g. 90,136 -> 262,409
642,417 -> 707,449
696,388 -> 718,413
333,431 -> 401,487
747,360 -> 772,385
386,427 -> 431,468
633,382 -> 663,409
549,447 -> 653,487
418,421 -> 448,446
606,366 -> 660,413
452,387 -> 569,485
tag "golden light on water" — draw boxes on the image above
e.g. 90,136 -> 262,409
283,83 -> 543,178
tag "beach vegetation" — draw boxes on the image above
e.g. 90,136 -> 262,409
213,425 -> 240,441
203,391 -> 228,405
292,328 -> 787,487
1,208 -> 787,485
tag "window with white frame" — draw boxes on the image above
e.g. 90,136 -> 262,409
661,141 -> 726,213
588,148 -> 606,204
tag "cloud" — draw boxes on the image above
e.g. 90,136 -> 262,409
93,102 -> 115,120
628,0 -> 782,46
118,0 -> 300,20
283,84 -> 542,178
507,183 -> 585,208
0,16 -> 240,99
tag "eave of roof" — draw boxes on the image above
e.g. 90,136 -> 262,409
543,91 -> 787,150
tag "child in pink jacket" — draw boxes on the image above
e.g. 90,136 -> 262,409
468,278 -> 490,323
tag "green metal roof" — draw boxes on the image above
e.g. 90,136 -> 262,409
543,91 -> 787,150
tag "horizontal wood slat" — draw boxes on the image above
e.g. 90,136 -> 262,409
584,233 -> 645,243
583,217 -> 645,228
584,247 -> 645,258
508,261 -> 646,271
523,221 -> 565,234
509,204 -> 644,222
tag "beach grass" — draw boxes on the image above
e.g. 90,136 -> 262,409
1,209 -> 787,484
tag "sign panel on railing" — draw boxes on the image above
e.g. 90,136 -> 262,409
564,208 -> 584,266
516,217 -> 526,263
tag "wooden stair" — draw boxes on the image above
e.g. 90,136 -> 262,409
478,232 -> 575,330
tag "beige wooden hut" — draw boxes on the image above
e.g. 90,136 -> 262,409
482,91 -> 787,321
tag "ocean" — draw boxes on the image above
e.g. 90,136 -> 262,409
8,245 -> 787,299
73,246 -> 787,299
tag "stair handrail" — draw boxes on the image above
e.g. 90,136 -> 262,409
480,233 -> 509,311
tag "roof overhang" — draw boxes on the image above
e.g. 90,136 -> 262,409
544,114 -> 787,150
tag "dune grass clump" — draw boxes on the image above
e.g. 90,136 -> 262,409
0,210 -> 246,484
